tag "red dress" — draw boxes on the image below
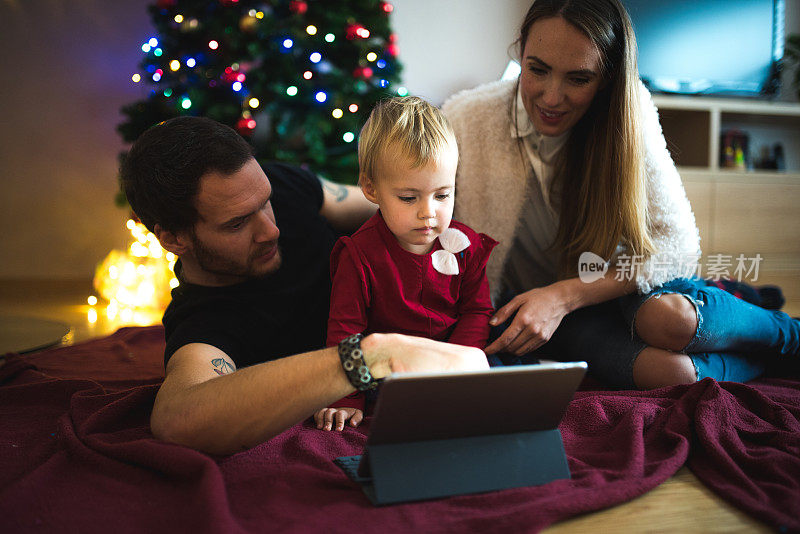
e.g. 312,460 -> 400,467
327,211 -> 497,410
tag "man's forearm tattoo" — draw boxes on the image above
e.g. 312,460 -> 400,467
211,358 -> 234,376
322,179 -> 349,202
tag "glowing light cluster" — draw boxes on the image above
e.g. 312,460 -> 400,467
92,219 -> 177,310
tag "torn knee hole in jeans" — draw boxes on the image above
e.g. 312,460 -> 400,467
631,291 -> 703,345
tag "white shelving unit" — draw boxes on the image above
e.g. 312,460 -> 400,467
652,94 -> 800,173
652,95 -> 800,312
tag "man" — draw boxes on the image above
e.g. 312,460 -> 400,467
121,117 -> 487,455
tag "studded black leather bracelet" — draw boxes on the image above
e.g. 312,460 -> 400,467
337,333 -> 378,391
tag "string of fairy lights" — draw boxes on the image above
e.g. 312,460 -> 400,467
90,220 -> 178,324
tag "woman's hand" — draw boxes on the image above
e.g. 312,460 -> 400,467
484,285 -> 571,356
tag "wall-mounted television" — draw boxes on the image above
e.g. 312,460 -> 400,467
624,0 -> 785,98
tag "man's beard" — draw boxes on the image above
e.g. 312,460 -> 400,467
191,235 -> 282,281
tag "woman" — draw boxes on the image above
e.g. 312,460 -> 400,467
442,0 -> 799,389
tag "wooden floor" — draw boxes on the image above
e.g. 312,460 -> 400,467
2,278 -> 795,532
0,279 -> 162,354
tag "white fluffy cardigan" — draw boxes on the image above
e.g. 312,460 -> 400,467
442,79 -> 701,295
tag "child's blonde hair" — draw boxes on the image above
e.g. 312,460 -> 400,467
358,96 -> 456,185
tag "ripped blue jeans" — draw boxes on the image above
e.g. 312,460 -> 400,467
490,277 -> 800,389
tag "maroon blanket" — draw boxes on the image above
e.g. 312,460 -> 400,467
1,327 -> 798,533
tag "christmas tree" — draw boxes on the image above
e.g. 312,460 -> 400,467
94,0 -> 403,312
118,0 -> 404,190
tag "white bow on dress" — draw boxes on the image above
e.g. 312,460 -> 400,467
431,228 -> 470,275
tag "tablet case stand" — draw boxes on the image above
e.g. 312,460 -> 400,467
337,428 -> 570,505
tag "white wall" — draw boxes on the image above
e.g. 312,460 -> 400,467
0,0 -> 797,279
392,0 -> 532,105
0,1 -> 149,279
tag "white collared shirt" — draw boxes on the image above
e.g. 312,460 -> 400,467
502,86 -> 570,293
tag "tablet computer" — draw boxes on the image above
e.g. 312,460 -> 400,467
335,361 -> 587,504
367,360 -> 587,444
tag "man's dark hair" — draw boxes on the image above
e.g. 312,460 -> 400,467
120,116 -> 255,234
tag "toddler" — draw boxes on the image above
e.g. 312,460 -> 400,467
315,96 -> 497,431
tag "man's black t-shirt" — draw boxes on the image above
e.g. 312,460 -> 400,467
162,162 -> 339,368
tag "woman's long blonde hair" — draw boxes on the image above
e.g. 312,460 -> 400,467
516,0 -> 656,277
